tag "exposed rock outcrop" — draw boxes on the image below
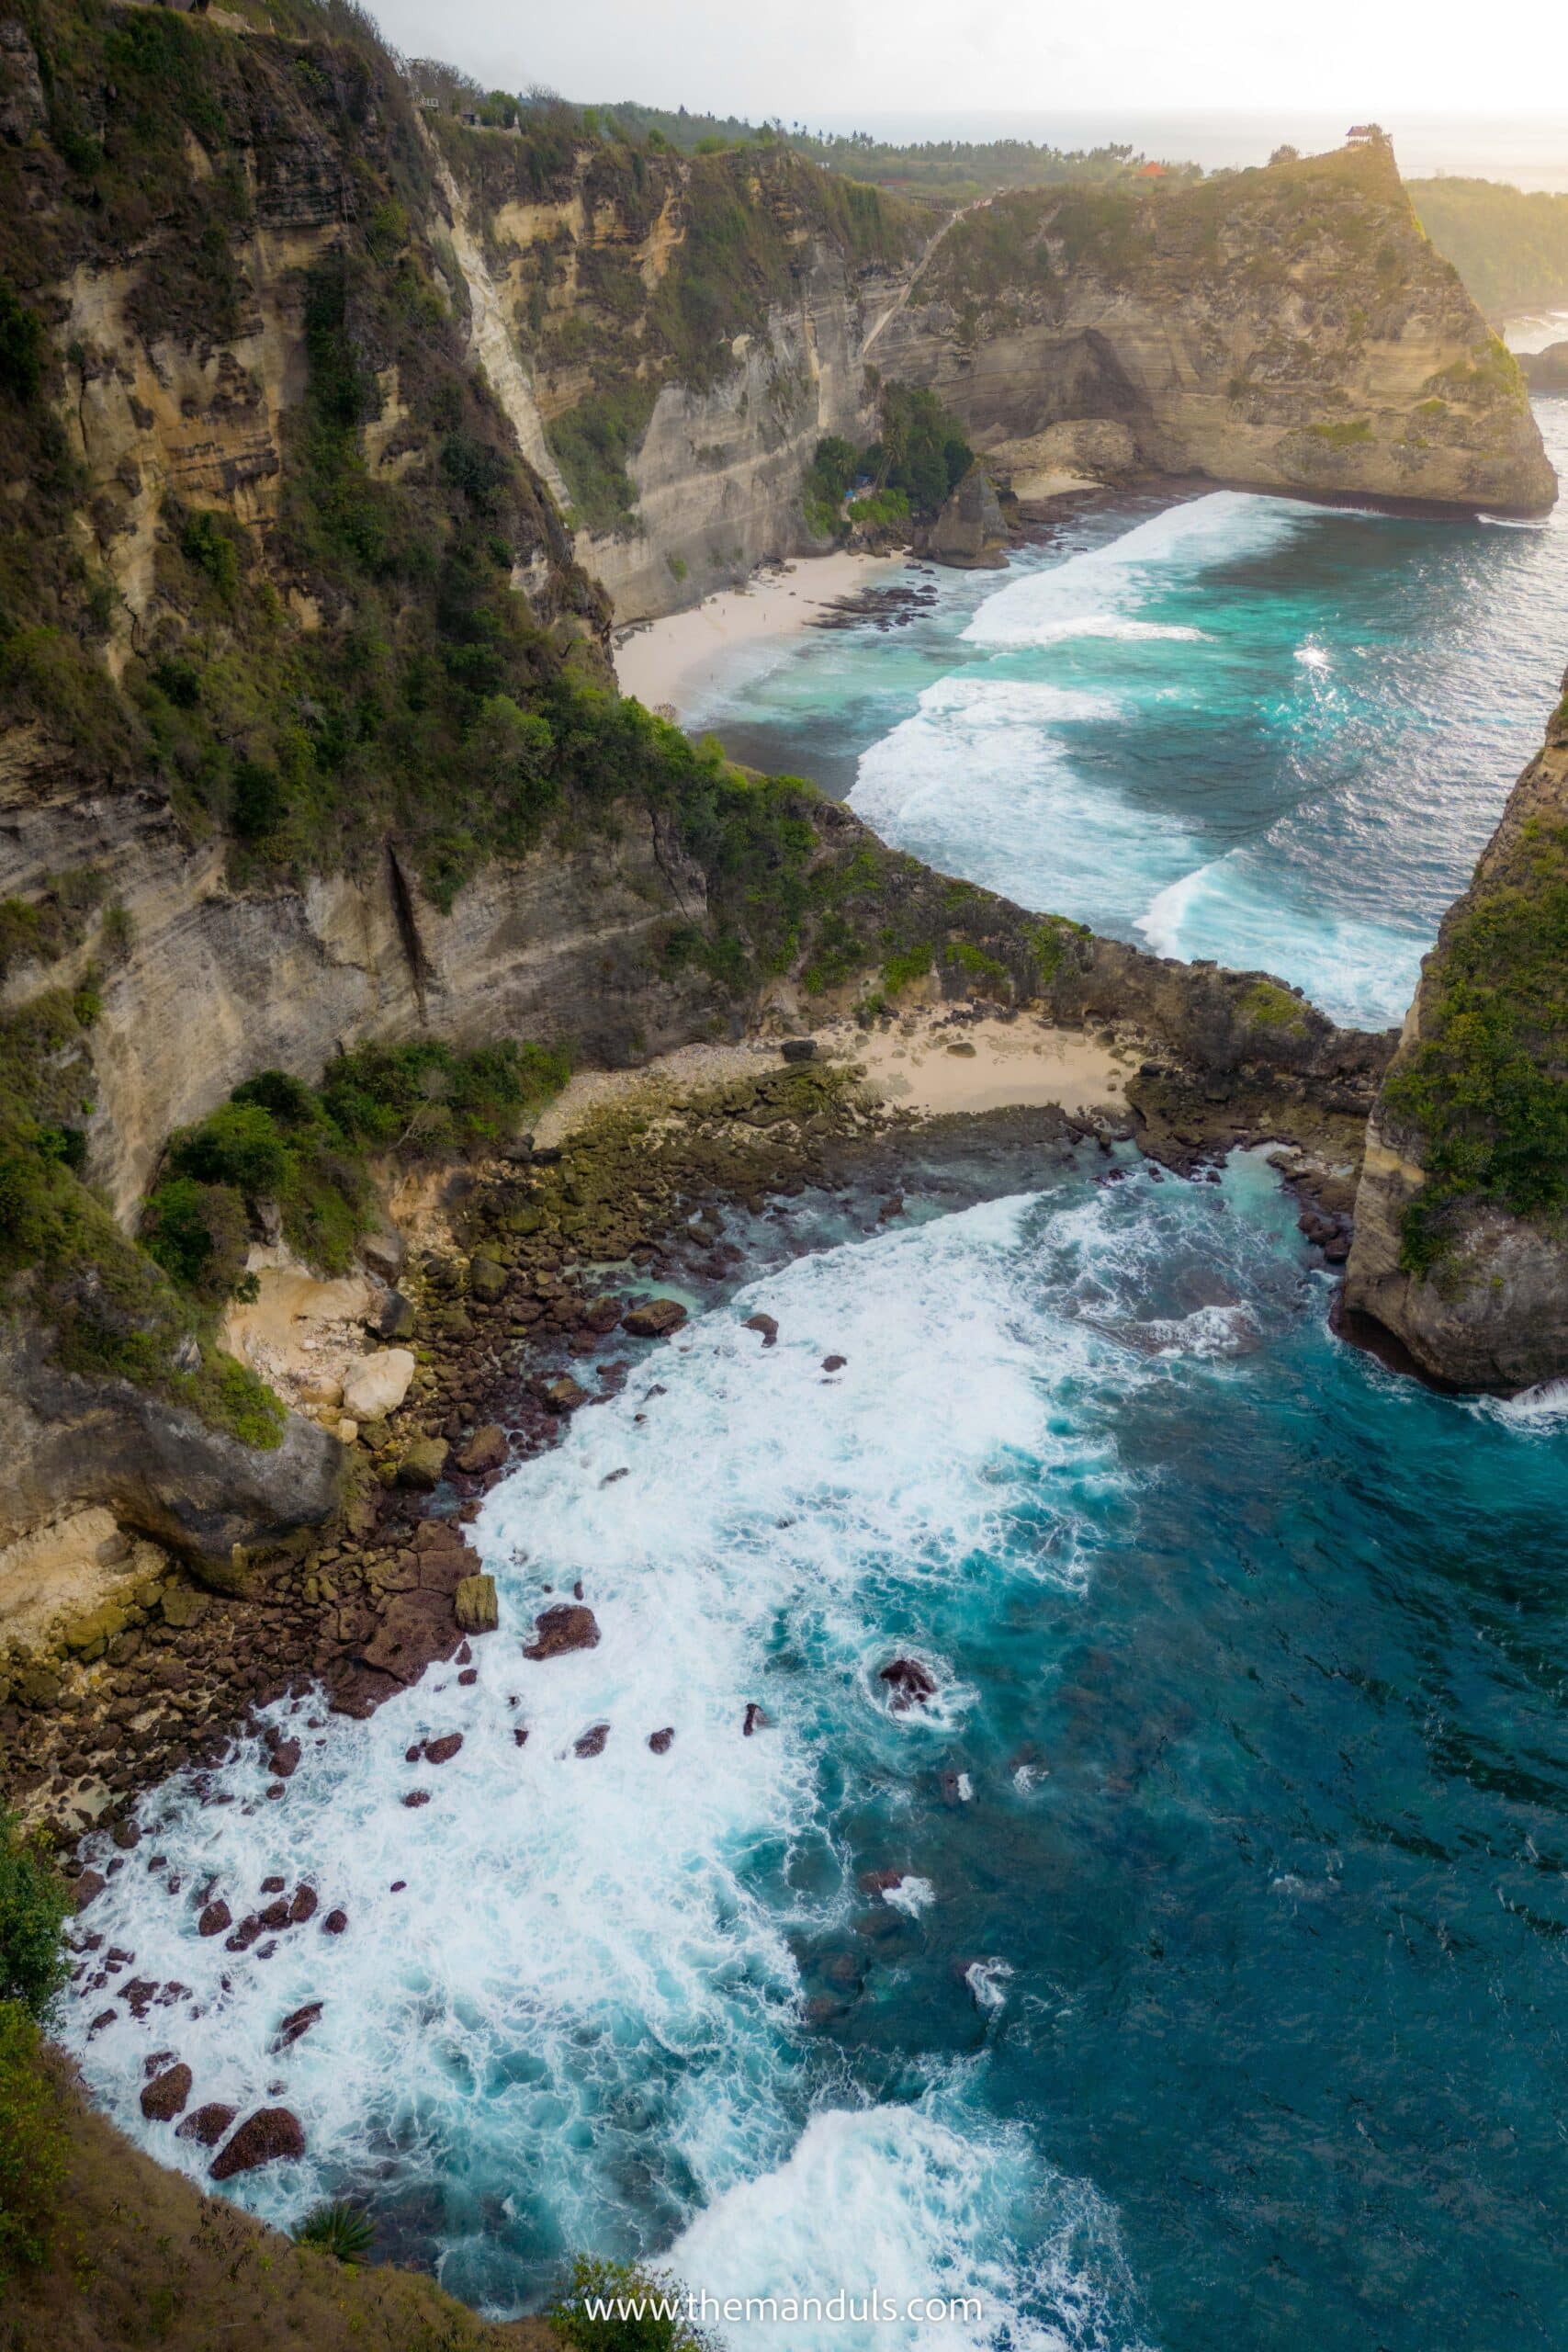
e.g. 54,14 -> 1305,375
439,129 -> 1552,626
920,463 -> 1010,567
872,141 -> 1554,522
1521,342 -> 1568,394
0,1324 -> 340,1566
1345,686 -> 1568,1391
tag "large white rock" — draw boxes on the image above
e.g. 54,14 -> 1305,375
341,1349 -> 416,1421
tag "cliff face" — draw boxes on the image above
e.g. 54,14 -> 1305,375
435,130 -> 1553,627
0,2 -> 1547,1573
1345,689 -> 1568,1392
872,141 -> 1556,520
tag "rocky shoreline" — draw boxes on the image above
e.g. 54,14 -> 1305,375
0,1013 -> 1371,1876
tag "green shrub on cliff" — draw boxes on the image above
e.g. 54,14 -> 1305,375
142,1039 -> 569,1299
0,1814 -> 69,2283
1410,176 -> 1568,320
1384,818 -> 1568,1273
0,1808 -> 69,2021
551,2256 -> 717,2352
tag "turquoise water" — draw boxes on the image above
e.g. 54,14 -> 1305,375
65,1150 -> 1568,2349
64,410 -> 1568,2350
686,399 -> 1568,1030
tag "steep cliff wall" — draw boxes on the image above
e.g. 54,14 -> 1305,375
437,129 -> 1554,627
1345,685 -> 1568,1392
872,141 -> 1555,518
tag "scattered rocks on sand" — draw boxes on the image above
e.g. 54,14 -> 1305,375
524,1602 -> 601,1659
209,2106 -> 306,2181
140,2063 -> 192,2122
880,1658 -> 938,1712
780,1037 -> 818,1063
623,1297 -> 687,1340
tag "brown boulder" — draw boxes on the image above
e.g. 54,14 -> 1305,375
288,1884 -> 318,1925
455,1572 -> 499,1634
744,1314 -> 779,1349
322,1907 -> 348,1935
272,2000 -> 322,2052
623,1297 -> 687,1340
424,1732 -> 463,1765
140,2063 -> 192,2122
197,1899 -> 231,1939
539,1374 -> 589,1414
73,1870 -> 106,1912
648,1726 -> 675,1754
177,2102 -> 236,2147
880,1657 -> 937,1712
573,1722 -> 610,1758
456,1424 -> 507,1476
523,1602 -> 601,1660
268,1739 -> 301,1780
359,1590 -> 459,1686
209,2106 -> 306,2181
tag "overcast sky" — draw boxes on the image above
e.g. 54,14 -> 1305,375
367,0 -> 1568,130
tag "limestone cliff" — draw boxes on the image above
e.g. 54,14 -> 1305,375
0,1 -> 1541,1570
1345,686 -> 1568,1392
437,129 -> 1554,625
871,140 -> 1555,520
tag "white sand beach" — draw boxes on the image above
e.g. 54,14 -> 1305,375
614,551 -> 904,718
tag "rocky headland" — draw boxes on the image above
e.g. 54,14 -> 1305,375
1345,678 -> 1568,1391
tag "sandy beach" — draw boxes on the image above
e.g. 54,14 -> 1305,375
614,551 -> 904,718
536,1008 -> 1127,1146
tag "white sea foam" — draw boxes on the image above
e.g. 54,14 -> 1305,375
671,2098 -> 1146,2352
851,676 -> 1199,933
1481,1375 -> 1568,1429
884,1875 -> 937,1917
963,491 -> 1309,649
964,1960 -> 1015,2015
62,1189 -> 1146,2319
1134,848 -> 1424,1031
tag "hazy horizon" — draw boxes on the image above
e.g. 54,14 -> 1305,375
366,0 -> 1568,181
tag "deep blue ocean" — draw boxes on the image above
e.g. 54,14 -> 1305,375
65,404 -> 1568,2352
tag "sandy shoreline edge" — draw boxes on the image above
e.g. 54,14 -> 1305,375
613,550 -> 906,718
